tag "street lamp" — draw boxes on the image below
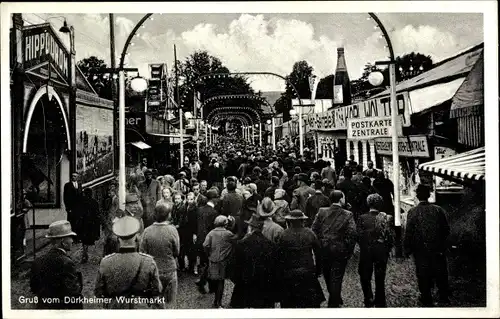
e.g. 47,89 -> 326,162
368,12 -> 403,257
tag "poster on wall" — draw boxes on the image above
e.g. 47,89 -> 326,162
76,104 -> 114,186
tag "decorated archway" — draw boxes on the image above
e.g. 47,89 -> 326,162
22,85 -> 71,153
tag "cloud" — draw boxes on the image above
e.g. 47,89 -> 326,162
21,14 -> 467,93
180,14 -> 340,91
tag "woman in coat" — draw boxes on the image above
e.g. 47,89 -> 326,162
203,215 -> 236,308
75,188 -> 101,263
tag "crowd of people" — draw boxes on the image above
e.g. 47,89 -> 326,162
29,135 -> 451,309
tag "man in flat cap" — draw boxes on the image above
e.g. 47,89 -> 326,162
95,216 -> 162,309
30,220 -> 83,309
290,173 -> 315,213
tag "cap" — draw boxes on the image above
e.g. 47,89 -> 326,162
297,173 -> 309,183
112,216 -> 140,238
125,193 -> 140,204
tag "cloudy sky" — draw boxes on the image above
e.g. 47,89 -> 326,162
19,11 -> 483,91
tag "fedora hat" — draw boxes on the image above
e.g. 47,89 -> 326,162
125,193 -> 140,204
257,198 -> 277,217
112,216 -> 140,238
46,220 -> 77,238
245,214 -> 264,229
285,209 -> 308,220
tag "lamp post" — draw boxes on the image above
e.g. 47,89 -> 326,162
309,74 -> 319,160
368,12 -> 402,257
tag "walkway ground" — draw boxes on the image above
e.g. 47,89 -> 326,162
10,235 -> 485,309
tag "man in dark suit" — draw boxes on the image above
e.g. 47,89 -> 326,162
404,184 -> 450,307
64,173 -> 82,230
30,220 -> 83,309
221,177 -> 244,217
312,190 -> 357,308
304,180 -> 331,228
230,214 -> 278,308
290,173 -> 316,213
195,189 -> 220,293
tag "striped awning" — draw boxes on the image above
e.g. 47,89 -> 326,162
418,147 -> 485,181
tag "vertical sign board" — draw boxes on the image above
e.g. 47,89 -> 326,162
347,116 -> 403,140
305,91 -> 411,131
23,24 -> 70,85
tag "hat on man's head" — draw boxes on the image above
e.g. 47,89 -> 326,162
285,209 -> 308,220
245,214 -> 264,229
112,216 -> 140,238
144,169 -> 152,175
46,220 -> 77,238
257,198 -> 277,217
125,193 -> 140,204
297,173 -> 309,183
226,176 -> 237,184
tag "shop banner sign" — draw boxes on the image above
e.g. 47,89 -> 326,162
348,116 -> 402,140
374,135 -> 430,158
306,91 -> 411,131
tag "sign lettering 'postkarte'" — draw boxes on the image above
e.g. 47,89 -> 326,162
306,91 -> 411,131
347,116 -> 402,140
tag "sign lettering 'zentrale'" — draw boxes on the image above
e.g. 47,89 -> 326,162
305,91 -> 412,131
374,135 -> 430,158
348,116 -> 403,140
23,24 -> 69,83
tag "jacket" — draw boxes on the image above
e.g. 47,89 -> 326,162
311,204 -> 357,259
196,203 -> 219,245
94,247 -> 162,309
290,185 -> 316,213
30,247 -> 83,309
221,191 -> 245,217
140,222 -> 180,273
404,201 -> 450,256
304,191 -> 331,227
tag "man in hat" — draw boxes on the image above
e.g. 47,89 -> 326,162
256,169 -> 272,198
95,216 -> 162,309
404,184 -> 450,307
229,214 -> 278,308
30,220 -> 83,309
277,210 -> 325,308
63,172 -> 82,231
258,197 -> 284,243
321,161 -> 337,186
173,171 -> 190,195
290,173 -> 315,213
195,189 -> 220,294
221,176 -> 244,218
312,190 -> 356,308
304,180 -> 331,228
138,169 -> 162,228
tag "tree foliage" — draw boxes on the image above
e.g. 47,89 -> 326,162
274,60 -> 314,122
172,50 -> 258,120
351,52 -> 434,99
76,56 -> 114,99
